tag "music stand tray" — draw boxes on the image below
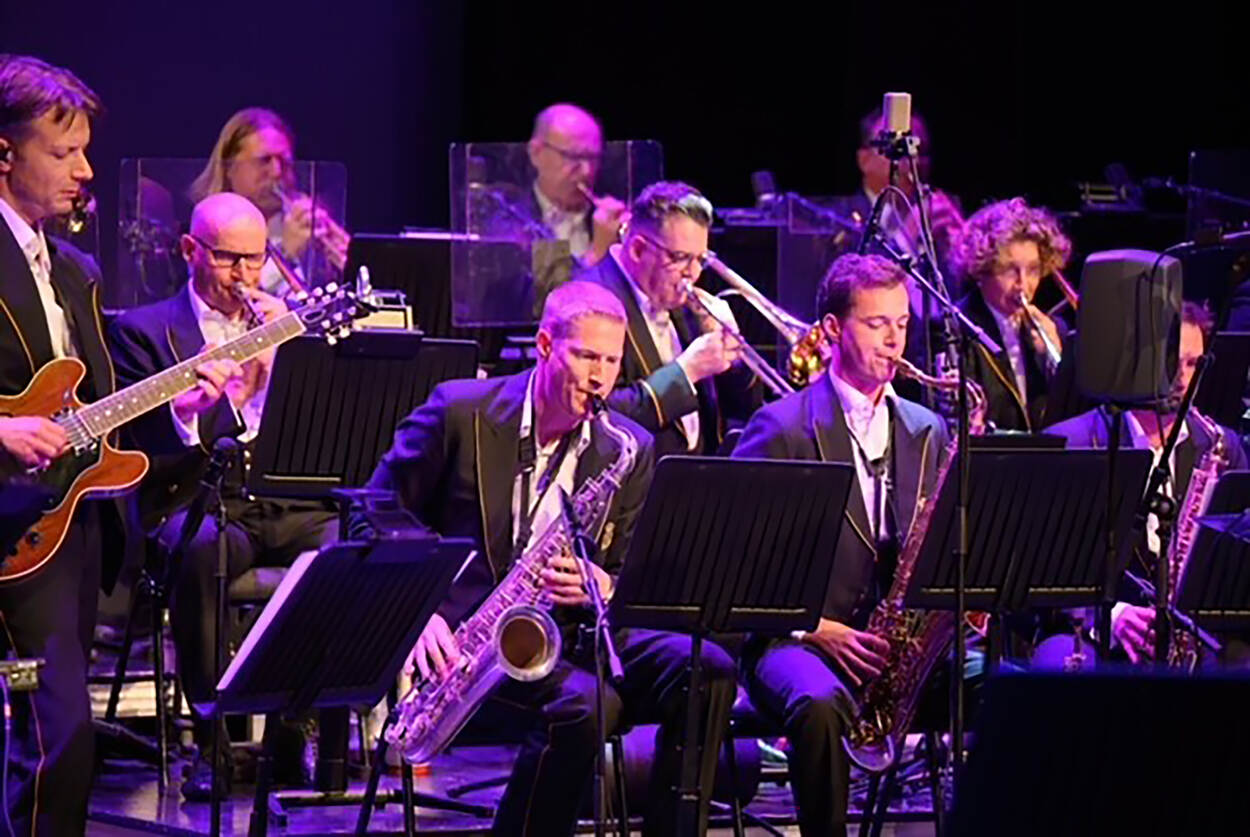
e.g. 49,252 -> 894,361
1176,512 -> 1250,633
610,456 -> 855,833
248,332 -> 478,500
905,449 -> 1153,615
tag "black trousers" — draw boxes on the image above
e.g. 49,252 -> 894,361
478,628 -> 736,837
746,639 -> 855,837
0,505 -> 101,836
158,497 -> 337,709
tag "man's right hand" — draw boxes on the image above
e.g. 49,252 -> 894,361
677,329 -> 742,383
172,354 -> 244,424
0,416 -> 68,470
1112,604 -> 1156,664
409,613 -> 460,681
801,618 -> 891,687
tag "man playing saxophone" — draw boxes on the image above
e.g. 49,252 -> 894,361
732,253 -> 950,837
360,279 -> 736,836
1040,302 -> 1247,667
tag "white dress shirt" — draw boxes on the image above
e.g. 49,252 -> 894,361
171,282 -> 268,446
513,371 -> 593,552
828,356 -> 896,542
610,245 -> 700,450
988,303 -> 1028,402
534,184 -> 591,258
0,196 -> 76,359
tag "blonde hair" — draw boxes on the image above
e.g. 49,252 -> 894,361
540,280 -> 626,339
954,197 -> 1071,286
189,107 -> 294,202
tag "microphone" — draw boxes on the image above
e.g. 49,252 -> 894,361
870,92 -> 914,158
751,170 -> 779,211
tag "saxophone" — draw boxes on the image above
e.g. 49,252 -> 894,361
841,430 -> 960,773
384,399 -> 638,765
1165,410 -> 1230,671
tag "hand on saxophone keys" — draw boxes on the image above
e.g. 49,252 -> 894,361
799,618 -> 891,688
409,612 -> 461,681
539,552 -> 613,606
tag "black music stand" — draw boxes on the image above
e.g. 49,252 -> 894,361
1194,331 -> 1250,430
904,449 -> 1154,664
1176,512 -> 1250,634
609,456 -> 855,834
248,332 -> 478,500
202,535 -> 479,837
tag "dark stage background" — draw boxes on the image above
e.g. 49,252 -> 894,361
3,1 -> 1247,283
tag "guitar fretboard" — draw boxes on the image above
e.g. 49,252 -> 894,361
77,312 -> 306,438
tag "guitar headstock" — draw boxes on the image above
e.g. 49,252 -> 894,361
289,282 -> 378,345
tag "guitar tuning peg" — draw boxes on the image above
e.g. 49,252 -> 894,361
295,291 -> 309,302
326,334 -> 338,346
326,282 -> 339,294
338,325 -> 351,338
312,287 -> 324,297
332,312 -> 345,323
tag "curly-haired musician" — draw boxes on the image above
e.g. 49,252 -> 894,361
953,197 -> 1073,431
733,253 -> 950,836
361,279 -> 736,836
1040,301 -> 1247,668
0,54 -> 131,834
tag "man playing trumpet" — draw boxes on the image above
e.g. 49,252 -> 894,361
191,107 -> 349,293
733,253 -> 951,836
578,180 -> 757,457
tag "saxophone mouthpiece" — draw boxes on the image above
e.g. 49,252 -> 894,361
589,394 -> 607,416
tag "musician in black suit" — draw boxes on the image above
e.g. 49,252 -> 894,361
952,198 -> 1072,432
1040,302 -> 1247,667
578,180 -> 758,457
108,192 -> 337,799
733,253 -> 950,837
0,54 -> 126,835
362,280 -> 735,836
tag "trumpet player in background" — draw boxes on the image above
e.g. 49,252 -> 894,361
577,180 -> 759,457
952,197 -> 1072,432
190,106 -> 349,294
732,253 -> 951,837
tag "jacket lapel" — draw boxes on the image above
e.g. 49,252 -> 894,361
808,374 -> 875,555
47,240 -> 112,399
596,257 -> 665,377
0,219 -> 56,370
966,293 -> 1030,428
474,371 -> 529,576
890,399 -> 935,539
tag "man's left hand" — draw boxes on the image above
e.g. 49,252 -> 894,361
588,194 -> 629,263
539,553 -> 613,606
1019,303 -> 1062,363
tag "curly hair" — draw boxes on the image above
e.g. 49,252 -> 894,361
954,198 -> 1071,286
816,253 -> 908,320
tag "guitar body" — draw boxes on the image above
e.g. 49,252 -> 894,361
0,358 -> 149,583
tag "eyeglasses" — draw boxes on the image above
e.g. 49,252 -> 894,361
190,235 -> 267,270
541,141 -> 602,167
637,233 -> 705,271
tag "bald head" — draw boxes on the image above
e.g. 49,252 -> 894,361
182,191 -> 269,316
528,102 -> 604,211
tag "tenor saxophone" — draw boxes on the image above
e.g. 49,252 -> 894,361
384,399 -> 638,765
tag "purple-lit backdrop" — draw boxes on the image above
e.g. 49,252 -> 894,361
3,1 -> 1248,278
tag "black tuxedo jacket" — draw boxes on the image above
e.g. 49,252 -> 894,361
0,221 -> 131,590
1045,406 -> 1248,501
107,286 -> 245,528
733,372 -> 949,625
579,255 -> 757,458
360,370 -> 656,628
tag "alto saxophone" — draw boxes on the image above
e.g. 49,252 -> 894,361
384,399 -> 638,765
1165,410 -> 1230,671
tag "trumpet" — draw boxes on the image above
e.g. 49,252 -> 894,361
1017,291 -> 1063,369
264,241 -> 309,296
272,183 -> 350,270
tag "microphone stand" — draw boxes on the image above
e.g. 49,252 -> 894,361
559,489 -> 622,837
857,130 -> 999,782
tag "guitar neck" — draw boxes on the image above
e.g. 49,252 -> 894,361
78,312 -> 306,438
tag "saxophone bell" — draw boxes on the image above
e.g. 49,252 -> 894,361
495,605 -> 561,682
